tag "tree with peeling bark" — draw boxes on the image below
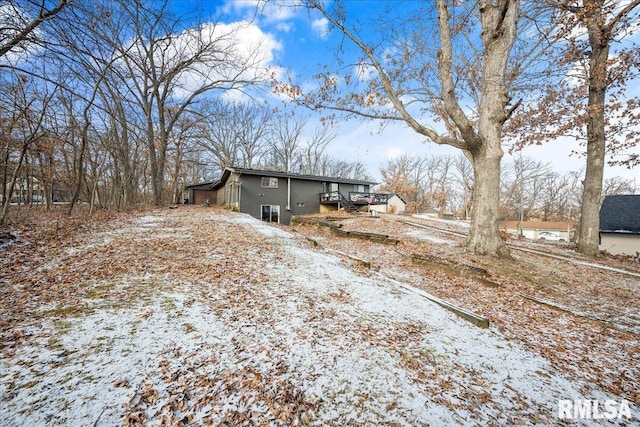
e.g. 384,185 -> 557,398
280,0 -> 525,256
509,0 -> 640,256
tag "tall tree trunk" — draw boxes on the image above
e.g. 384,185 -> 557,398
67,116 -> 90,216
146,126 -> 161,206
463,0 -> 517,257
171,141 -> 184,204
67,135 -> 87,216
156,145 -> 167,206
468,146 -> 509,256
311,0 -> 520,256
577,1 -> 609,256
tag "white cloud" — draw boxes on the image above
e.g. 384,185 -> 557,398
354,61 -> 376,82
0,3 -> 44,65
276,22 -> 294,32
219,88 -> 254,104
224,0 -> 299,24
311,18 -> 330,39
384,146 -> 406,159
324,121 -> 436,179
262,2 -> 300,23
157,20 -> 283,99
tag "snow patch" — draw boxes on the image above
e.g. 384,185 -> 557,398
1,208 -> 630,426
405,229 -> 454,244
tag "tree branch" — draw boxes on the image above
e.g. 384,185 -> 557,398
0,0 -> 68,58
308,0 -> 466,150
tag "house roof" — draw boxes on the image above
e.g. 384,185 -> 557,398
600,194 -> 640,234
499,221 -> 572,231
209,167 -> 377,190
185,181 -> 216,190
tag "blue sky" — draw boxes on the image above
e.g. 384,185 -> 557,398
189,0 -> 638,183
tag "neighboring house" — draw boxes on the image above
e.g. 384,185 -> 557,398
187,167 -> 384,225
499,220 -> 573,241
2,177 -> 46,203
599,194 -> 640,256
369,194 -> 407,215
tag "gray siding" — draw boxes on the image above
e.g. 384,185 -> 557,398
207,168 -> 374,225
239,175 -> 328,225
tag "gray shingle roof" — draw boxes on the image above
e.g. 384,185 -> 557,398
210,166 -> 377,190
599,195 -> 640,234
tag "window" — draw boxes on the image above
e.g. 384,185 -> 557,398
323,182 -> 339,193
261,177 -> 278,188
261,205 -> 280,223
353,184 -> 365,192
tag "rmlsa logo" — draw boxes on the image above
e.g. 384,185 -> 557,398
558,399 -> 633,420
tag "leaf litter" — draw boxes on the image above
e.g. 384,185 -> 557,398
1,206 -> 638,426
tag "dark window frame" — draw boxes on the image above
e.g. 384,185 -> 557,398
261,177 -> 278,188
261,204 -> 280,223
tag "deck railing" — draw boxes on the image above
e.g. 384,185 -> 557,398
319,191 -> 341,203
319,191 -> 388,205
348,192 -> 389,205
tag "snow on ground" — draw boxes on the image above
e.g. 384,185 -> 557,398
1,208 -> 637,426
404,229 -> 455,244
413,215 -> 471,228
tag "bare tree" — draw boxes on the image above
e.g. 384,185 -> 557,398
235,103 -> 271,168
380,154 -> 456,216
379,155 -> 420,210
0,0 -> 67,58
451,154 -> 474,220
500,156 -> 552,228
266,114 -> 307,172
0,73 -> 56,224
167,114 -> 201,204
510,0 -> 640,255
561,0 -> 640,255
315,158 -> 371,180
92,0 -> 270,205
284,0 -> 525,256
197,100 -> 242,171
537,172 -> 572,222
195,100 -> 272,172
296,124 -> 337,175
96,83 -> 145,209
602,176 -> 636,200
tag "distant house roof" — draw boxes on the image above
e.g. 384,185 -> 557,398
210,167 -> 377,190
600,194 -> 640,234
499,221 -> 572,231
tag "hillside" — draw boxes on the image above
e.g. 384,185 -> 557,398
1,206 -> 638,426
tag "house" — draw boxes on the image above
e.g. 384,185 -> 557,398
599,194 -> 640,256
368,194 -> 407,215
187,167 -> 385,225
499,220 -> 573,241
